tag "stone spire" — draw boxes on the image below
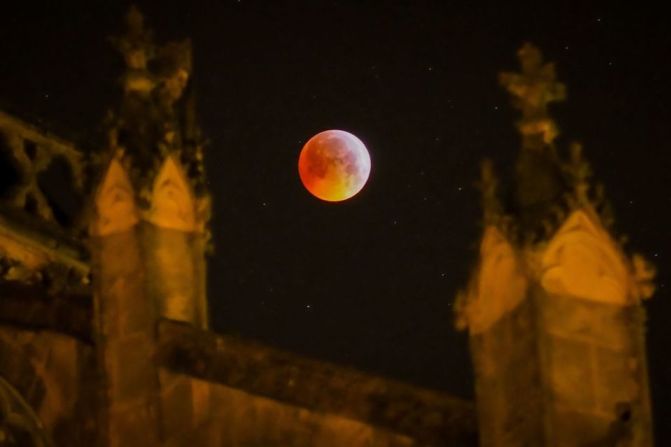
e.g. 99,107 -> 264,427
477,158 -> 507,230
106,6 -> 207,211
499,43 -> 566,151
457,44 -> 656,447
499,43 -> 567,237
88,9 -> 211,446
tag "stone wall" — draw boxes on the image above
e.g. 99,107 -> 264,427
538,291 -> 652,446
156,320 -> 478,447
160,370 -> 416,447
469,291 -> 544,446
0,326 -> 98,446
469,285 -> 652,446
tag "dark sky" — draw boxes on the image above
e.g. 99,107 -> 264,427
2,0 -> 671,441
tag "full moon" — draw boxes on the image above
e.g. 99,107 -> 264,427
298,130 -> 371,202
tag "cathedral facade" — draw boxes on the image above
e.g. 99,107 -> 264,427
0,9 -> 654,447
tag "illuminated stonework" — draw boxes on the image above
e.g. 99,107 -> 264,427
0,228 -> 49,272
0,10 -> 656,447
147,156 -> 198,232
0,111 -> 85,224
91,157 -> 138,237
456,226 -> 527,334
541,208 -> 632,305
458,44 -> 655,446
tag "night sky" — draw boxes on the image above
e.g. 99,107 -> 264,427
1,1 -> 670,441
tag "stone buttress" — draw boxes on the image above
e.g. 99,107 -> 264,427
88,7 -> 210,447
456,44 -> 656,447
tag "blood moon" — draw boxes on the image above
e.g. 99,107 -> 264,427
298,130 -> 371,202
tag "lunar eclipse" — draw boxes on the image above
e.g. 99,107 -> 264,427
298,130 -> 371,202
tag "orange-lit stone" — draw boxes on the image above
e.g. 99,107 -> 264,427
541,209 -> 631,305
91,158 -> 138,236
298,130 -> 371,202
456,226 -> 528,334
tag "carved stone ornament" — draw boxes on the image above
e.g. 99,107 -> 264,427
0,112 -> 85,227
146,155 -> 198,232
499,43 -> 566,148
541,208 -> 633,305
456,226 -> 528,334
90,157 -> 138,236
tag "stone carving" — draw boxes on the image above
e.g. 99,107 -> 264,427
459,43 -> 656,333
499,42 -> 566,149
631,253 -> 655,300
486,44 -> 631,249
541,209 -> 631,305
477,159 -> 502,226
455,226 -> 528,333
90,157 -> 138,236
147,155 -> 197,232
497,44 -> 569,239
563,142 -> 591,208
107,6 -> 205,199
0,377 -> 52,447
0,112 -> 85,226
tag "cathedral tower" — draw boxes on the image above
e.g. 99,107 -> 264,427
456,44 -> 655,446
88,8 -> 210,446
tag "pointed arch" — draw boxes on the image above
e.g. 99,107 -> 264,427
460,226 -> 528,334
147,156 -> 197,232
90,159 -> 138,236
541,208 -> 632,305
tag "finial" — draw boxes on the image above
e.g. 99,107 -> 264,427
499,43 -> 566,150
478,159 -> 503,226
110,5 -> 156,95
632,254 -> 656,300
155,39 -> 193,107
102,6 -> 208,216
564,142 -> 592,208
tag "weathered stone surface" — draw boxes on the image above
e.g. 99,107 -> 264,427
160,369 -> 417,447
537,290 -> 652,445
91,225 -> 162,447
470,295 -> 544,447
142,223 -> 207,327
541,209 -> 634,305
459,44 -> 655,447
0,203 -> 90,297
540,292 -> 632,350
0,110 -> 85,226
550,408 -> 611,447
0,326 -> 98,445
90,158 -> 138,237
156,319 -> 477,446
0,280 -> 91,342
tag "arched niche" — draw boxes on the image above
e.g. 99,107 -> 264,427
146,155 -> 197,232
90,158 -> 138,237
541,208 -> 631,305
461,225 -> 528,334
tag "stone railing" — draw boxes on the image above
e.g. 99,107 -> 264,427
0,110 -> 90,295
0,110 -> 85,227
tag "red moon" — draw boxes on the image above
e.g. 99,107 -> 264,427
298,130 -> 371,202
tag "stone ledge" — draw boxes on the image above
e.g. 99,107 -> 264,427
0,280 -> 91,342
156,319 -> 477,446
